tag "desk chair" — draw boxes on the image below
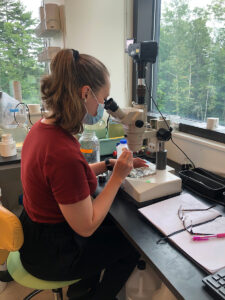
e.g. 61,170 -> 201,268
0,205 -> 80,300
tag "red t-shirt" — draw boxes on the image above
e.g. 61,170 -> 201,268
21,120 -> 97,223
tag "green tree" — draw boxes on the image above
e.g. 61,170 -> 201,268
157,0 -> 225,124
0,0 -> 45,103
209,0 -> 225,121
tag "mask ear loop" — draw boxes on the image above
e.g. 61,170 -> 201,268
90,89 -> 100,105
82,98 -> 88,124
83,97 -> 88,114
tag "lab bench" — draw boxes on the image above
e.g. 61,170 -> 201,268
95,172 -> 225,300
1,154 -> 224,299
0,153 -> 21,167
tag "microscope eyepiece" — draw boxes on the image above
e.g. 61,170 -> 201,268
104,98 -> 119,112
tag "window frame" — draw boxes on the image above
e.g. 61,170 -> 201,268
132,0 -> 225,144
132,0 -> 160,111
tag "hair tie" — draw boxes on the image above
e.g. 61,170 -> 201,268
72,49 -> 79,61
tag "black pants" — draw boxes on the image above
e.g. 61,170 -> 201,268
19,209 -> 140,300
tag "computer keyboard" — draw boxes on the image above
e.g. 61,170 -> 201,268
202,268 -> 225,299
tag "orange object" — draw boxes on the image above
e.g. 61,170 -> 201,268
0,206 -> 24,264
80,148 -> 93,154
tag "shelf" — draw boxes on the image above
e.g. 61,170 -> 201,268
37,47 -> 61,62
35,4 -> 61,38
35,22 -> 61,38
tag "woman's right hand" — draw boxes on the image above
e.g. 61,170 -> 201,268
112,149 -> 133,182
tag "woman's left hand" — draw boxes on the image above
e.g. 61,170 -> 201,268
133,157 -> 148,168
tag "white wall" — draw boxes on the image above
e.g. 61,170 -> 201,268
64,0 -> 133,108
43,0 -> 133,108
167,132 -> 225,177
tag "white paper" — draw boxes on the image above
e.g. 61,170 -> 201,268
138,193 -> 225,273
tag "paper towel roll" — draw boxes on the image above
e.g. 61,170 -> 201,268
27,104 -> 41,114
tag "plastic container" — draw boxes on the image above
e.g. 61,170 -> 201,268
152,283 -> 177,300
79,131 -> 100,163
179,169 -> 225,200
0,133 -> 17,157
126,260 -> 161,300
99,138 -> 121,156
107,117 -> 124,138
1,125 -> 28,150
0,92 -> 19,128
117,139 -> 128,158
84,119 -> 106,139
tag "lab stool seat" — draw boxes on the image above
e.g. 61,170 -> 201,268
7,250 -> 80,300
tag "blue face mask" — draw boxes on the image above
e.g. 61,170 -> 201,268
83,103 -> 104,125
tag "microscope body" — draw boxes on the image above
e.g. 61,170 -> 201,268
103,40 -> 182,204
105,104 -> 182,204
105,99 -> 171,171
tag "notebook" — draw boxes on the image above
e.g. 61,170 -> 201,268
138,193 -> 225,274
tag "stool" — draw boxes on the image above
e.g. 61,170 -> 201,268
7,251 -> 80,300
0,205 -> 82,299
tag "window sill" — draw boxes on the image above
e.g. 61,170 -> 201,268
172,131 -> 225,153
147,113 -> 225,144
167,131 -> 225,177
179,121 -> 225,144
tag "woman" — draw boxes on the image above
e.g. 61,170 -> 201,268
20,49 -> 146,300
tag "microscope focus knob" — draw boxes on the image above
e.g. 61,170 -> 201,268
135,120 -> 144,128
156,128 -> 172,141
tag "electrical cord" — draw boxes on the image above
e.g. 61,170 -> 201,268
145,79 -> 196,169
106,114 -> 110,136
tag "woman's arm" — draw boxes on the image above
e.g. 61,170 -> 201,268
89,157 -> 148,176
89,159 -> 116,175
59,150 -> 133,237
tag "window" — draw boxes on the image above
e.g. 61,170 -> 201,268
0,0 -> 45,104
156,0 -> 225,126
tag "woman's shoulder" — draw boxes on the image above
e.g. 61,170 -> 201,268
28,121 -> 81,158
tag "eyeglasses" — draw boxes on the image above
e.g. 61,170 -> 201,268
178,205 -> 217,236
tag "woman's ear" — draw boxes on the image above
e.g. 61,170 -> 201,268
81,86 -> 90,100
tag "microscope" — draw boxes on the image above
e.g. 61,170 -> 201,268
104,41 -> 182,205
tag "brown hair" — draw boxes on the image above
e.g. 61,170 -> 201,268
41,49 -> 109,134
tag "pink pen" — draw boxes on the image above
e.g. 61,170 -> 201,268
193,233 -> 225,241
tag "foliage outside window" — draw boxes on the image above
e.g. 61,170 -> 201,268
0,0 -> 45,104
157,0 -> 225,126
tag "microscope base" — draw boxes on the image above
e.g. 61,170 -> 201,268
122,169 -> 182,203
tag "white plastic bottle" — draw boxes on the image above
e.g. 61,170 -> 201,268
117,139 -> 129,158
126,260 -> 161,300
0,134 -> 17,157
152,283 -> 177,300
